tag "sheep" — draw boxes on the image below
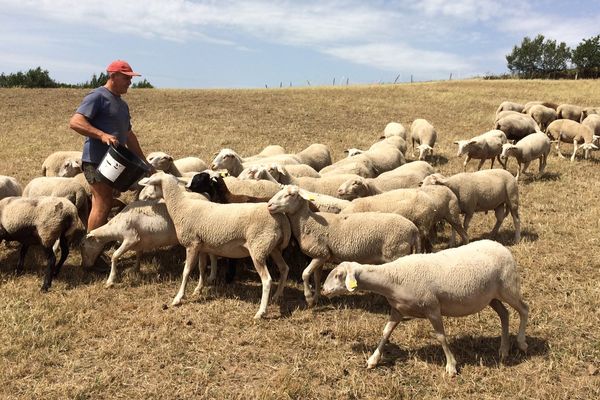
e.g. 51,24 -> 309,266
496,101 -> 524,114
23,176 -> 90,229
351,141 -> 406,174
500,133 -> 551,180
267,185 -> 420,306
453,130 -> 507,171
522,101 -> 558,113
421,169 -> 521,242
243,145 -> 286,162
0,175 -> 22,200
556,104 -> 584,122
381,122 -> 407,140
211,148 -> 300,177
580,107 -> 600,122
41,150 -> 83,177
581,114 -> 600,137
0,196 -> 84,291
336,161 -> 435,200
139,172 -> 291,319
372,135 -> 408,155
319,154 -> 379,178
321,239 -> 529,375
526,104 -> 557,132
410,119 -> 437,160
546,119 -> 599,161
295,143 -> 332,171
494,110 -> 523,124
147,151 -> 208,176
341,184 -> 469,251
239,163 -> 320,181
494,113 -> 541,141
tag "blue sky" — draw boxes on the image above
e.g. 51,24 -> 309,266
1,0 -> 598,88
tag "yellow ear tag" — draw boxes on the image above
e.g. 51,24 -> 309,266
348,278 -> 358,289
307,195 -> 316,201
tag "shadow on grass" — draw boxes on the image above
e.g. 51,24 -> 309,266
350,334 -> 549,371
467,228 -> 539,246
519,171 -> 561,184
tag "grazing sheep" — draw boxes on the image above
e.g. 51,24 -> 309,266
211,148 -> 301,177
581,114 -> 600,137
267,185 -> 420,306
41,150 -> 83,177
23,176 -> 90,229
454,130 -> 507,171
147,152 -> 208,176
375,135 -> 408,156
496,101 -> 524,114
319,153 -> 380,178
295,143 -> 332,171
580,107 -> 600,122
239,163 -> 320,181
0,196 -> 84,291
0,175 -> 22,200
556,104 -> 584,122
421,169 -> 521,242
410,119 -> 437,160
494,110 -> 523,124
341,185 -> 469,251
337,161 -> 435,200
522,101 -> 558,113
526,104 -> 557,132
321,239 -> 529,375
139,172 -> 291,319
495,113 -> 541,141
546,119 -> 598,161
500,133 -> 551,180
381,122 -> 407,140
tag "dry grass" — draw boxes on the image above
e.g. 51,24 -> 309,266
1,79 -> 599,399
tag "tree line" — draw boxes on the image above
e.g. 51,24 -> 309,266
504,34 -> 600,79
0,67 -> 154,88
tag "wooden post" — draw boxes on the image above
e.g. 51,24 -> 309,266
394,74 -> 400,84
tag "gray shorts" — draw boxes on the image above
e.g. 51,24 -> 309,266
82,162 -> 103,185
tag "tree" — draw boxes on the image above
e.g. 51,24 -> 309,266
0,67 -> 57,88
572,35 -> 600,78
132,78 -> 154,89
506,35 -> 570,78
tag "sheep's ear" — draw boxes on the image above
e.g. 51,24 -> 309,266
138,177 -> 150,186
344,265 -> 358,292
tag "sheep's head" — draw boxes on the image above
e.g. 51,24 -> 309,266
344,148 -> 363,157
420,173 -> 446,186
147,152 -> 174,170
337,177 -> 368,200
267,185 -> 305,214
210,149 -> 241,174
500,143 -> 518,160
417,144 -> 434,160
58,159 -> 82,177
453,140 -> 476,157
266,163 -> 286,181
322,262 -> 360,297
80,233 -> 105,268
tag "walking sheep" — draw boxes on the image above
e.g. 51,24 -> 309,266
546,119 -> 598,161
321,240 -> 529,375
453,130 -> 507,171
500,133 -> 551,180
410,119 -> 437,160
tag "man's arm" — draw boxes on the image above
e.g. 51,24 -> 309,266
69,113 -> 119,146
126,130 -> 155,172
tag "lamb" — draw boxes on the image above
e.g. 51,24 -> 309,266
211,148 -> 301,177
421,170 -> 521,242
337,161 -> 435,200
321,239 -> 529,375
546,119 -> 598,161
340,184 -> 469,251
139,172 -> 291,319
0,175 -> 22,200
147,151 -> 208,176
267,185 -> 420,306
409,119 -> 437,160
495,113 -> 541,141
0,196 -> 84,291
454,130 -> 507,171
23,176 -> 90,228
381,122 -> 407,140
496,101 -> 524,114
500,133 -> 551,180
526,104 -> 557,132
41,150 -> 83,177
556,104 -> 584,122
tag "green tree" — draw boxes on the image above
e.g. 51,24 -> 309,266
506,35 -> 571,78
0,67 -> 57,88
572,35 -> 600,78
132,78 -> 154,89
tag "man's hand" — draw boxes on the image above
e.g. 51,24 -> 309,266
101,133 -> 119,147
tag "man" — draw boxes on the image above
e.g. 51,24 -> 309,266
69,60 -> 153,232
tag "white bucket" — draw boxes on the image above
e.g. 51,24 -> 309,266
97,152 -> 126,182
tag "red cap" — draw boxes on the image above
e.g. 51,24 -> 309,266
106,60 -> 141,76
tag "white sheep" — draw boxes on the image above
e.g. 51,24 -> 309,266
321,239 -> 529,375
23,176 -> 90,229
267,185 -> 420,306
421,169 -> 521,242
319,154 -> 379,178
139,172 -> 291,319
147,151 -> 208,176
295,143 -> 332,171
526,104 -> 557,132
496,101 -> 525,114
0,175 -> 22,200
500,133 -> 551,180
410,119 -> 437,160
243,145 -> 286,162
556,104 -> 584,122
580,107 -> 600,122
546,119 -> 598,161
381,122 -> 407,140
211,148 -> 300,177
41,150 -> 83,177
344,141 -> 405,174
0,196 -> 84,291
453,130 -> 507,171
495,113 -> 541,141
581,114 -> 600,137
239,162 -> 320,181
522,101 -> 558,113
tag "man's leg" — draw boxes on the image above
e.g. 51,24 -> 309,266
88,181 -> 114,231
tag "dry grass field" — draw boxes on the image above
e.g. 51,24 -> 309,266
1,79 -> 599,399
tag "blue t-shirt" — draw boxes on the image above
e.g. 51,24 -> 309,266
76,86 -> 132,163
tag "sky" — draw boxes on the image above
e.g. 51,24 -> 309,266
0,0 -> 599,89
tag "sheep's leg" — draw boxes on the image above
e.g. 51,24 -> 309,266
249,253 -> 273,319
192,252 -> 208,297
367,308 -> 402,369
489,299 -> 510,361
313,266 -> 324,305
463,156 -> 471,172
510,206 -> 521,243
172,246 -> 200,306
490,205 -> 506,238
206,254 -> 218,284
15,244 -> 29,275
269,249 -> 289,303
539,155 -> 546,174
500,292 -> 529,352
496,154 -> 506,169
41,246 -> 57,292
427,310 -> 457,376
53,233 -> 70,278
106,238 -> 137,288
476,158 -> 485,171
462,213 -> 473,233
445,216 -> 469,247
556,140 -> 565,158
520,161 -> 531,180
302,258 -> 324,307
571,140 -> 578,162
